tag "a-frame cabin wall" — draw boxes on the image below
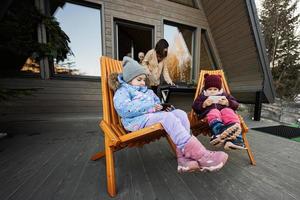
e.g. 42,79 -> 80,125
201,0 -> 264,102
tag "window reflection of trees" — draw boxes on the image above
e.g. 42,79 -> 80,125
53,2 -> 102,77
20,58 -> 40,74
54,56 -> 79,75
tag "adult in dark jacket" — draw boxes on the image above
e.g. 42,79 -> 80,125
192,74 -> 246,150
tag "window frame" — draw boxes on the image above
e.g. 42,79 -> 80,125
113,18 -> 155,60
167,0 -> 199,9
163,20 -> 197,81
49,0 -> 103,80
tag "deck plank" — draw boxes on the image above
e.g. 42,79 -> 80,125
138,145 -> 175,200
159,140 -> 261,200
1,118 -> 300,200
30,135 -> 97,200
143,143 -> 198,200
1,142 -> 68,200
8,142 -> 76,200
115,148 -> 134,200
122,147 -> 157,200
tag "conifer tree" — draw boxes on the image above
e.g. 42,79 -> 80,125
260,0 -> 300,99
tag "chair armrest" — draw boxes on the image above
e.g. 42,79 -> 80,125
119,123 -> 164,143
100,120 -> 121,146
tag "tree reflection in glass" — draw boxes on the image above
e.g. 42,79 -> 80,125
53,3 -> 102,77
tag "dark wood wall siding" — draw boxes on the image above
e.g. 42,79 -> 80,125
199,43 -> 213,70
201,0 -> 263,102
0,78 -> 102,121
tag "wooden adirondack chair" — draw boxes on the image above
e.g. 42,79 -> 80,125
90,56 -> 176,197
189,70 -> 256,165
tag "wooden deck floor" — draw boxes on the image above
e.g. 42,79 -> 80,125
0,117 -> 300,200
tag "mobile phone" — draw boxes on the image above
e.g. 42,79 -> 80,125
161,103 -> 175,111
208,96 -> 226,103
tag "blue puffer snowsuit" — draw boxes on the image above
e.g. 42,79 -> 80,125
113,74 -> 161,131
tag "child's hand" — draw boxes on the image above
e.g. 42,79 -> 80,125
154,104 -> 163,111
203,98 -> 213,108
218,97 -> 229,106
165,105 -> 175,112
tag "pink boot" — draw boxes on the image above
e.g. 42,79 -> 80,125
183,136 -> 228,172
176,148 -> 199,173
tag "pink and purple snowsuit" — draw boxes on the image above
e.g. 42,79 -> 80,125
192,92 -> 240,127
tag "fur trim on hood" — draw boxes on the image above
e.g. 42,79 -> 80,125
108,73 -> 120,91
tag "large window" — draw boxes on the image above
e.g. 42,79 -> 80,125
53,2 -> 102,77
164,21 -> 196,84
114,19 -> 154,61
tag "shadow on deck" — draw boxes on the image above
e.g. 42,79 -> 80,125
0,116 -> 299,200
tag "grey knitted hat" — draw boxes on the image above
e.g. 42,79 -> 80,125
122,56 -> 148,82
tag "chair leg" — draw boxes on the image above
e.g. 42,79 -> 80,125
105,136 -> 117,197
242,133 -> 256,165
90,151 -> 105,161
91,147 -> 123,161
165,134 -> 176,156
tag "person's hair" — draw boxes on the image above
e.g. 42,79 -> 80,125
155,39 -> 169,58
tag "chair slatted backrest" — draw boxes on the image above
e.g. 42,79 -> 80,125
193,70 -> 231,100
101,56 -> 127,136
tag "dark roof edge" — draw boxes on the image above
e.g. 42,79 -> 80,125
0,0 -> 14,20
245,0 -> 276,103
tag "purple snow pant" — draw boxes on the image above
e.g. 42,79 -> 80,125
144,109 -> 191,149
